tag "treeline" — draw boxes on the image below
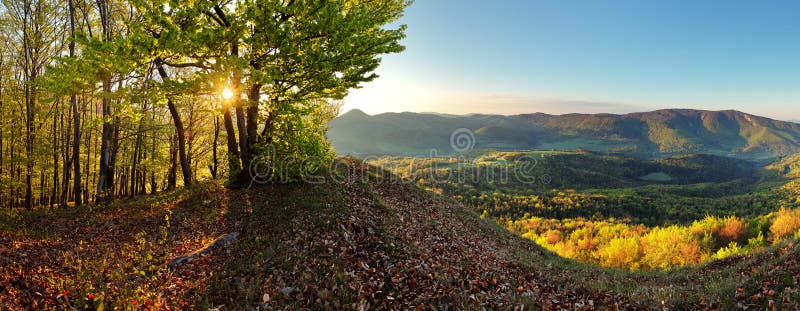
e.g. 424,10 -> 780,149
0,0 -> 409,209
471,188 -> 785,227
371,151 -> 761,192
369,152 -> 784,225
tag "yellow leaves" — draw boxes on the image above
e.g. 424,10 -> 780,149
511,213 -> 770,270
770,208 -> 800,240
719,216 -> 748,244
597,237 -> 641,270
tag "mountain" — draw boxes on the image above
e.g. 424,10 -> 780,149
328,109 -> 800,158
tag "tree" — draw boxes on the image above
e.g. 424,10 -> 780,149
718,216 -> 747,245
3,0 -> 63,209
128,0 -> 409,183
598,236 -> 642,270
68,0 -> 81,206
95,0 -> 119,201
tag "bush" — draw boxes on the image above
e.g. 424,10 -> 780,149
718,216 -> 748,245
598,237 -> 642,270
770,208 -> 800,240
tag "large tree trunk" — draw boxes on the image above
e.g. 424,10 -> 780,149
245,84 -> 261,156
234,83 -> 261,183
222,106 -> 240,174
221,44 -> 241,176
156,62 -> 193,187
96,0 -> 115,202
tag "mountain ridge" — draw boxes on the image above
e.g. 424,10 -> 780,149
328,108 -> 800,158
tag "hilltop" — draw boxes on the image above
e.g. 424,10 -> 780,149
2,159 -> 799,309
328,109 -> 800,158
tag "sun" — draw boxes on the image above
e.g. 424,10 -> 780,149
222,87 -> 234,100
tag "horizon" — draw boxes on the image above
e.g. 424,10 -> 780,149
342,0 -> 800,120
340,107 -> 800,122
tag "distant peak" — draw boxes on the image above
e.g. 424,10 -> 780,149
341,109 -> 370,118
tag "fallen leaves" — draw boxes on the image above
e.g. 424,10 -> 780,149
2,160 -> 800,309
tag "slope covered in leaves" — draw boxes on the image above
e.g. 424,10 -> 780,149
1,158 -> 799,309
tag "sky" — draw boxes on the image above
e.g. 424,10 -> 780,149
341,0 -> 800,120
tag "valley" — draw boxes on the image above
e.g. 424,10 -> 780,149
365,150 -> 800,271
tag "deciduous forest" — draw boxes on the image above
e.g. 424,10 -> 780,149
0,0 -> 408,208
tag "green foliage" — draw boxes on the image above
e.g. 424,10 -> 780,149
255,100 -> 340,181
714,242 -> 742,259
370,151 -> 781,226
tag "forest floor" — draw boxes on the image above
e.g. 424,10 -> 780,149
1,158 -> 799,310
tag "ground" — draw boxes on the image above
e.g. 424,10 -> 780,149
1,158 -> 799,310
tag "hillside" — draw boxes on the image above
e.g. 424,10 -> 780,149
2,159 -> 799,309
328,109 -> 800,158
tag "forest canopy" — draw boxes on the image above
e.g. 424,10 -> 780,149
0,0 -> 410,208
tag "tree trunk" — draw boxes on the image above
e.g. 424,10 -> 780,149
156,62 -> 193,187
222,107 -> 240,174
234,102 -> 248,171
245,83 -> 261,155
167,133 -> 177,190
22,2 -> 35,210
52,99 -> 59,207
211,115 -> 219,179
97,79 -> 114,201
60,96 -> 72,207
69,0 -> 82,206
130,129 -> 141,198
150,107 -> 158,194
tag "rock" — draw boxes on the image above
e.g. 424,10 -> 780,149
167,232 -> 240,268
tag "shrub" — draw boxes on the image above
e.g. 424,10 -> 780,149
718,216 -> 748,245
770,208 -> 800,240
714,242 -> 742,259
598,237 -> 642,270
544,229 -> 563,244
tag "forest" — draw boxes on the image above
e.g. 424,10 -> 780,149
369,151 -> 800,270
0,0 -> 409,209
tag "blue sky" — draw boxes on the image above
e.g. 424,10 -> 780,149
342,0 -> 800,120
